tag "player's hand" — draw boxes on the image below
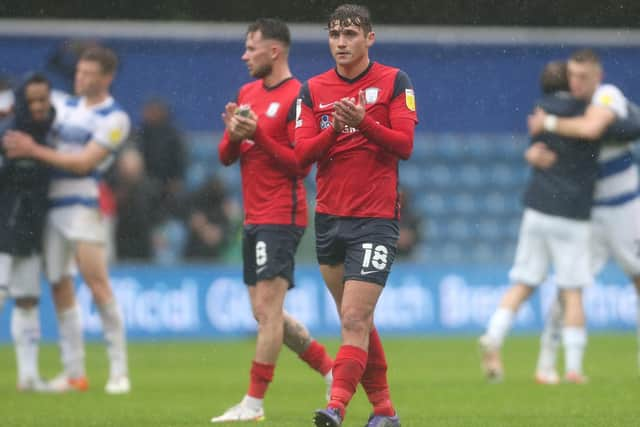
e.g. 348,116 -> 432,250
525,141 -> 557,169
528,108 -> 546,136
334,91 -> 366,128
222,102 -> 238,128
222,102 -> 245,142
229,108 -> 257,140
2,130 -> 37,159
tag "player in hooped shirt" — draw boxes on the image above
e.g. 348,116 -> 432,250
4,47 -> 130,394
211,19 -> 333,423
294,5 -> 417,427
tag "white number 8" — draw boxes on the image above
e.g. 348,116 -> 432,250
256,241 -> 267,266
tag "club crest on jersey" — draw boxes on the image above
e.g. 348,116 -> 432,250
405,89 -> 416,111
364,87 -> 380,104
319,114 -> 331,130
266,102 -> 280,118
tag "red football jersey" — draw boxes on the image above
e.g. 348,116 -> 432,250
295,62 -> 418,219
219,78 -> 308,226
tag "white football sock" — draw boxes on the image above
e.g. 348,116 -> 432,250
97,301 -> 128,378
562,326 -> 587,375
485,307 -> 515,348
11,306 -> 41,383
57,305 -> 86,378
242,394 -> 263,410
537,297 -> 563,373
324,370 -> 333,385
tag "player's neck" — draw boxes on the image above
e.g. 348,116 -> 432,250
336,57 -> 370,80
262,63 -> 292,89
84,91 -> 110,107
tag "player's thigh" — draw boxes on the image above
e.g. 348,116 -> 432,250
74,240 -> 109,287
254,276 -> 289,317
43,221 -> 76,284
548,217 -> 592,288
600,201 -> 640,277
8,254 -> 42,300
315,213 -> 345,266
341,279 -> 384,325
343,218 -> 399,287
508,209 -> 550,286
320,263 -> 345,308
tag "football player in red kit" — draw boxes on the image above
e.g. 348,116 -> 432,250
294,4 -> 418,427
211,18 -> 333,423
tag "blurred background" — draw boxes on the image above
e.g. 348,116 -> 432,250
0,0 -> 638,341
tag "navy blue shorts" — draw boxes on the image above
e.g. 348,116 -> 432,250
242,224 -> 304,288
315,213 -> 399,286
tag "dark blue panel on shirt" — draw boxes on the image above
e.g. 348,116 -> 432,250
523,92 -> 599,220
392,70 -> 413,99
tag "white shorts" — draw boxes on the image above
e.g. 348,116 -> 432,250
509,209 -> 592,288
0,253 -> 42,299
591,197 -> 640,277
44,205 -> 105,283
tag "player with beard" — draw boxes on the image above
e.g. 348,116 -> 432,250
210,18 -> 334,423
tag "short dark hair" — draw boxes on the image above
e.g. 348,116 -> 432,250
25,72 -> 51,89
247,18 -> 291,47
328,4 -> 372,35
540,61 -> 568,94
569,48 -> 601,65
80,46 -> 118,75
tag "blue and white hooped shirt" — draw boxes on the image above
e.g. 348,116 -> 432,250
592,84 -> 638,207
48,94 -> 130,210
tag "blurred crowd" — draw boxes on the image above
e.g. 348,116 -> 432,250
103,98 -> 242,264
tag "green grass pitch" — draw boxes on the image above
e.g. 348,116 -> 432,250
1,335 -> 638,426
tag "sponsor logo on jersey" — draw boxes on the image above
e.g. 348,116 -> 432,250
266,102 -> 280,118
405,89 -> 416,111
364,87 -> 380,104
295,98 -> 302,128
599,93 -> 613,106
109,128 -> 123,145
319,102 -> 334,109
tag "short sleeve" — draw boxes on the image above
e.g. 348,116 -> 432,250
92,110 -> 131,152
592,84 -> 628,118
390,70 -> 418,122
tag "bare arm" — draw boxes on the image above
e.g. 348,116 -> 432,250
554,105 -> 616,140
528,105 -> 616,140
524,142 -> 557,169
3,130 -> 109,175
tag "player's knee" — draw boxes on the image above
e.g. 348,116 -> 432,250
253,301 -> 282,326
52,279 -> 77,308
340,307 -> 371,336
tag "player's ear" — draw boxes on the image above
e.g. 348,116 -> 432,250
366,31 -> 375,48
271,43 -> 282,61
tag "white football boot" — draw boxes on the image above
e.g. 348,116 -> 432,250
210,402 -> 265,423
105,376 -> 131,394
